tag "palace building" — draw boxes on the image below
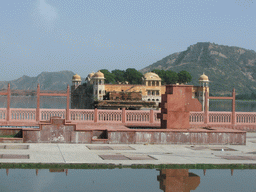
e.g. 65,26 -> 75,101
71,71 -> 209,110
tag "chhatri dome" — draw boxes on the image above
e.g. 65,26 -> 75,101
93,70 -> 105,78
72,74 -> 81,81
143,72 -> 161,81
88,72 -> 95,78
199,73 -> 209,82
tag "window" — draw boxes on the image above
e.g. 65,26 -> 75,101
99,90 -> 101,94
152,99 -> 155,101
156,99 -> 159,101
148,99 -> 150,101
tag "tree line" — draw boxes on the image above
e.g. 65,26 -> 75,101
99,68 -> 192,85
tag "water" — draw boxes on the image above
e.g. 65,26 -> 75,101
0,169 -> 255,192
210,100 -> 256,112
1,95 -> 256,112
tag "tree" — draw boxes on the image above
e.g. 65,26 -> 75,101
151,69 -> 166,84
177,70 -> 192,84
100,69 -> 116,84
152,69 -> 178,84
124,68 -> 143,84
112,69 -> 125,83
164,70 -> 178,84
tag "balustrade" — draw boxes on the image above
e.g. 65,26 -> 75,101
10,108 -> 36,121
98,110 -> 122,122
40,109 -> 65,121
0,107 -> 255,127
126,110 -> 150,123
70,109 -> 94,121
236,112 -> 256,124
190,112 -> 204,124
208,112 -> 231,124
0,108 -> 6,121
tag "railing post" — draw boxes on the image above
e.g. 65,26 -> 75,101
122,108 -> 126,124
36,84 -> 40,121
94,108 -> 98,122
150,109 -> 154,124
232,88 -> 236,127
6,83 -> 10,122
204,88 -> 208,125
66,85 -> 70,121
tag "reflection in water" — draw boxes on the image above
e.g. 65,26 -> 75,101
1,168 -> 256,192
3,168 -> 241,192
157,169 -> 200,192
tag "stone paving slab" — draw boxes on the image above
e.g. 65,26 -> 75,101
0,133 -> 254,165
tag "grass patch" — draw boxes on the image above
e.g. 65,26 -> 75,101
0,135 -> 17,138
0,163 -> 256,170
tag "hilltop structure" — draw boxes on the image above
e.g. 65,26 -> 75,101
71,71 -> 209,110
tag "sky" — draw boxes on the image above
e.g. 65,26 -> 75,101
0,0 -> 255,81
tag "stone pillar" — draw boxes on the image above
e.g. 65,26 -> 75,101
94,108 -> 98,122
36,84 -> 40,121
150,109 -> 154,124
122,108 -> 126,124
157,85 -> 202,129
66,85 -> 70,121
204,88 -> 209,125
232,88 -> 236,126
6,83 -> 10,122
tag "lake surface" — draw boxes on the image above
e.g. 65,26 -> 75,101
1,96 -> 256,112
0,168 -> 255,192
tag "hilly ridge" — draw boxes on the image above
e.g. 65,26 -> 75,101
140,42 -> 256,95
1,42 -> 256,96
0,71 -> 78,91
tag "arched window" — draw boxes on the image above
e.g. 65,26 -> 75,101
148,99 -> 150,101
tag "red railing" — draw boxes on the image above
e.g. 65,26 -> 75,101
10,108 -> 36,121
208,112 -> 232,124
236,112 -> 256,124
40,109 -> 66,121
98,110 -> 122,122
0,107 -> 256,127
0,108 -> 6,121
190,112 -> 204,124
70,109 -> 94,122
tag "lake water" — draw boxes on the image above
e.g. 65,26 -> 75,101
1,96 -> 256,112
0,97 -> 256,192
0,168 -> 255,192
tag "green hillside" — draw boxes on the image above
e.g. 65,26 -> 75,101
140,42 -> 256,95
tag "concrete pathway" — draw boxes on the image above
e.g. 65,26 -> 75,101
0,132 -> 256,165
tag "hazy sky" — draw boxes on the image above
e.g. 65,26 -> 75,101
1,0 -> 255,81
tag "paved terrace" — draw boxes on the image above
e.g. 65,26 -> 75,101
0,132 -> 255,166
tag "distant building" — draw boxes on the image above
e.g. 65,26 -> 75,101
71,71 -> 209,110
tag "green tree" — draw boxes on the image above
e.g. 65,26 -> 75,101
177,70 -> 192,84
112,69 -> 125,83
151,69 -> 166,84
124,68 -> 143,84
152,69 -> 178,84
100,69 -> 116,84
165,70 -> 178,84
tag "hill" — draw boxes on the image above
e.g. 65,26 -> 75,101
0,71 -> 82,91
140,42 -> 256,95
